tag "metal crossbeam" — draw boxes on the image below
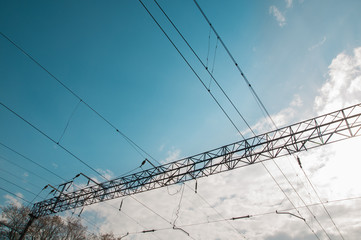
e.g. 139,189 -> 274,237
31,103 -> 361,217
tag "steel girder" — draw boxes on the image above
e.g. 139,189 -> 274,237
31,103 -> 361,217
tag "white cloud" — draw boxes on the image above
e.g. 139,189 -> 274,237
269,6 -> 286,27
162,148 -> 181,164
4,193 -> 24,207
314,47 -> 361,114
70,47 -> 361,239
285,0 -> 293,8
308,36 -> 327,51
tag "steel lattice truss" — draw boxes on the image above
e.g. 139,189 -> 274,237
31,103 -> 361,217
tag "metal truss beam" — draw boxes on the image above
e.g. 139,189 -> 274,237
31,103 -> 361,217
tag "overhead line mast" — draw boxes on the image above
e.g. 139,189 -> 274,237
30,103 -> 361,218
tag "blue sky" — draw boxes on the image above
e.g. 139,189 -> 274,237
1,0 -> 361,239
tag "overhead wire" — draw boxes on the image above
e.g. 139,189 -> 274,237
0,168 -> 42,190
0,186 -> 31,204
0,154 -> 55,184
0,103 -> 176,239
145,0 -> 315,238
139,1 -> 249,238
0,31 -> 190,238
0,142 -> 66,182
57,99 -> 82,144
192,1 -> 339,238
138,0 -> 244,139
0,31 -> 156,166
0,101 -> 107,181
0,5 -> 340,240
121,194 -> 361,238
153,0 -> 255,136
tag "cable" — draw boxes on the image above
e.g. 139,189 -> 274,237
192,2 -> 337,237
121,193 -> 361,238
172,183 -> 185,226
0,101 -> 106,181
57,99 -> 82,144
0,142 -> 66,182
0,103 -> 173,238
0,186 -> 31,204
192,0 -> 275,128
0,31 -> 156,166
153,0 -> 255,136
0,168 -> 42,190
300,166 -> 345,239
138,0 -> 245,139
0,176 -> 45,201
208,37 -> 218,90
0,155 -> 55,184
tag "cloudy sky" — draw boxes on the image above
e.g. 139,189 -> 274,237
1,0 -> 361,239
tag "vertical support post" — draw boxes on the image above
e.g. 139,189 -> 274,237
18,214 -> 36,240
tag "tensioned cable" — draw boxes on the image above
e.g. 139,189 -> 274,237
129,193 -> 361,232
3,27 -> 239,238
0,102 -> 175,238
0,168 -> 42,190
0,31 -> 154,166
192,0 -> 275,128
0,101 -> 107,181
139,1 -> 249,238
0,186 -> 31,204
0,142 -> 66,182
301,166 -> 345,239
0,155 -> 54,184
153,0 -> 255,136
57,99 -> 82,144
147,1 -> 319,238
0,176 -> 45,200
138,0 -> 244,139
208,37 -> 218,90
192,1 -> 337,238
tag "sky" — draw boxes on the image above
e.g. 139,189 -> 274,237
0,0 -> 361,239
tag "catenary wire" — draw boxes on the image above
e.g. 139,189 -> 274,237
0,102 -> 176,239
0,142 -> 66,182
0,154 -> 55,184
0,31 -> 156,166
0,168 -> 42,190
121,194 -> 361,237
0,101 -> 106,181
57,99 -> 82,144
192,1 -> 338,238
2,26 -> 239,239
153,0 -> 255,136
0,186 -> 31,204
148,1 -> 320,238
138,1 -> 249,238
192,0 -> 275,128
138,0 -> 244,139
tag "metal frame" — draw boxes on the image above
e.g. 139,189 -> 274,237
31,103 -> 361,217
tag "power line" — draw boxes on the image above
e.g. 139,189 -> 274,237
191,2 -> 337,238
153,0 -> 255,136
138,0 -> 244,139
0,154 -> 55,185
0,31 -> 156,166
0,142 -> 66,182
139,1 -> 250,238
0,168 -> 42,190
192,0 -> 275,128
0,186 -> 31,204
2,27 -> 239,239
121,194 -> 361,238
0,176 -> 44,200
0,101 -> 106,180
0,102 -> 176,238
